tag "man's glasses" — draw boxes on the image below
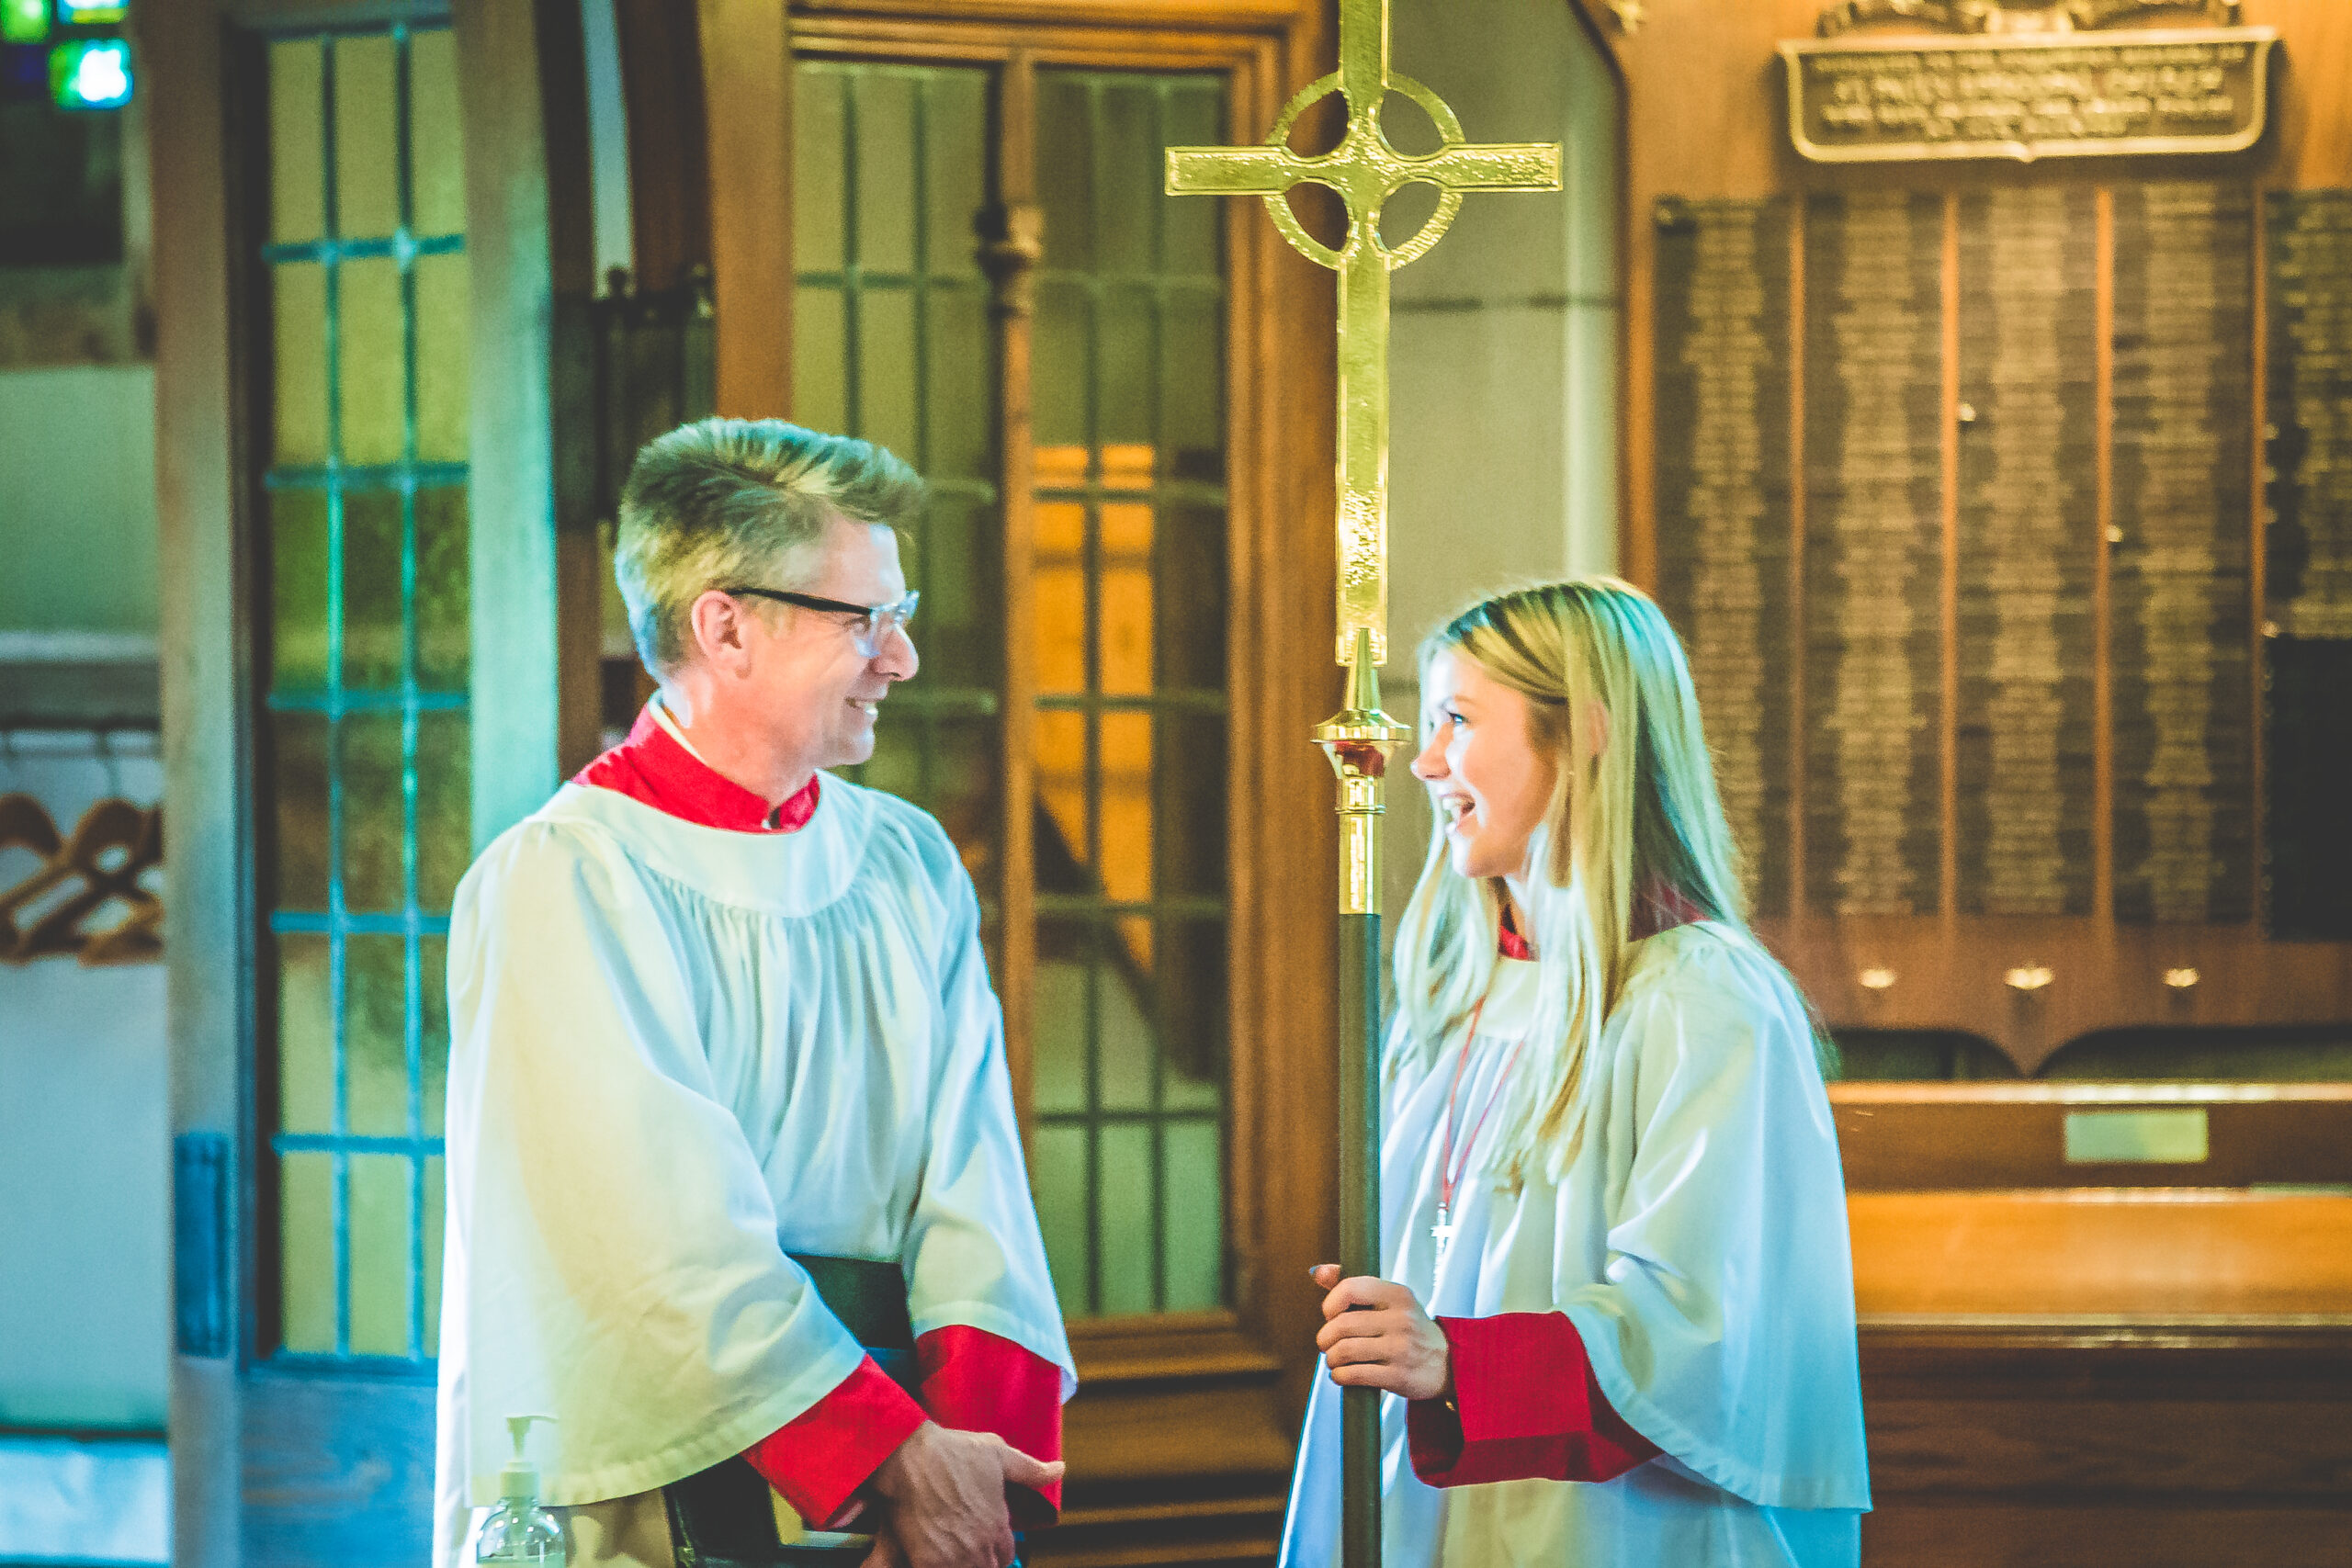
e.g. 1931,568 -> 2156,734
721,586 -> 921,658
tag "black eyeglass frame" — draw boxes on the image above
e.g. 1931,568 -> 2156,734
718,585 -> 921,654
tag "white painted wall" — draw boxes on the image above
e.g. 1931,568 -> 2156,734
1377,0 -> 1623,924
0,731 -> 168,1433
0,366 -> 158,636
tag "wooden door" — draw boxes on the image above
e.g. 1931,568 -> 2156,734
148,2 -> 586,1562
741,4 -> 1341,1559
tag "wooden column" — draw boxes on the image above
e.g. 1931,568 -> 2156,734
697,0 -> 793,418
981,51 -> 1043,1132
141,2 -> 245,1562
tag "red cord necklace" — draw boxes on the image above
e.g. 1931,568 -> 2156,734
1432,998 -> 1524,1265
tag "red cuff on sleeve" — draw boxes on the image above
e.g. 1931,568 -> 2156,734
1406,1313 -> 1659,1488
743,1355 -> 929,1527
917,1325 -> 1066,1523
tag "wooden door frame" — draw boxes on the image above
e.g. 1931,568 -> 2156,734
772,0 -> 1344,1464
146,1 -> 589,1560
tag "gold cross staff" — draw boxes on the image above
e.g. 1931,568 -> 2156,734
1167,9 -> 1559,1566
1166,0 -> 1560,671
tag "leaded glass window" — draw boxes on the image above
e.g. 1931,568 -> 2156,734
256,23 -> 468,1364
791,60 -> 1230,1319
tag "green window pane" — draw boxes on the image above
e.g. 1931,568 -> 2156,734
1157,506 -> 1228,688
345,932 -> 409,1136
276,932 -> 335,1134
1157,713 -> 1227,897
416,712 -> 471,909
273,264 -> 329,467
348,1152 -> 413,1356
914,490 -> 989,676
258,19 -> 469,1369
1036,76 -> 1093,272
269,487 -> 331,691
926,716 -> 997,863
1030,1124 -> 1088,1318
923,73 -> 984,279
793,66 -> 845,274
271,712 -> 331,910
415,487 -> 469,689
1160,87 -> 1223,279
421,933 -> 450,1136
857,287 -> 918,457
339,712 -> 407,914
414,252 -> 470,462
1098,284 -> 1155,447
1032,282 -> 1089,450
279,1151 -> 337,1353
1161,1121 -> 1222,1311
793,285 -> 848,436
342,489 -> 403,690
1161,292 -> 1225,477
268,40 -> 325,244
852,73 -> 917,275
1156,918 -> 1225,1095
424,1154 -> 446,1353
1096,83 -> 1159,275
337,255 -> 406,466
924,287 -> 989,484
333,33 -> 401,239
1032,946 -> 1087,1118
409,28 -> 466,237
1097,933 -> 1154,1113
1094,1124 -> 1154,1315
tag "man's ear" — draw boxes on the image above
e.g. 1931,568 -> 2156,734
686,589 -> 752,673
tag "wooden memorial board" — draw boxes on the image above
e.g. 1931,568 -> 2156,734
2109,181 -> 2254,926
1804,191 -> 1945,918
1780,28 -> 2279,166
1653,197 -> 1794,917
1955,186 -> 2098,917
2265,187 -> 2352,941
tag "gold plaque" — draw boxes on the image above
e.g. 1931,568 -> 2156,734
1781,26 -> 2278,164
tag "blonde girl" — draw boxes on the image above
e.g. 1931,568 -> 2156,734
1279,579 -> 1870,1568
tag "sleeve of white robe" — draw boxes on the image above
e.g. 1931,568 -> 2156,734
897,821 -> 1077,1395
438,819 -> 870,1514
1554,932 -> 1871,1512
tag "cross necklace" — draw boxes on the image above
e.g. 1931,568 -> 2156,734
1432,1000 -> 1522,1266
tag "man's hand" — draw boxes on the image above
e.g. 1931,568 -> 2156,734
862,1421 -> 1064,1568
1310,1262 -> 1451,1402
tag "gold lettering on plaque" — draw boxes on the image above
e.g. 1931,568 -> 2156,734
1782,28 -> 2278,163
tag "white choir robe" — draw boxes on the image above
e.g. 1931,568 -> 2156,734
1281,922 -> 1871,1568
433,775 -> 1075,1567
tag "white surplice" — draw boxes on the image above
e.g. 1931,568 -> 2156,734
1282,922 -> 1870,1568
433,776 -> 1074,1567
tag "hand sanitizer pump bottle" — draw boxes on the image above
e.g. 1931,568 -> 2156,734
477,1415 -> 566,1567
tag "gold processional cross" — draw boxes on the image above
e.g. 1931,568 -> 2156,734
1167,6 -> 1557,1563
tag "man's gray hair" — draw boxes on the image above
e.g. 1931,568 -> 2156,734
614,418 -> 926,676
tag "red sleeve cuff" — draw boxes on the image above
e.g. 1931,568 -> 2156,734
1407,1313 -> 1658,1488
743,1355 -> 929,1526
917,1325 -> 1066,1522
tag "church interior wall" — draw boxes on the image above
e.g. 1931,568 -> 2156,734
0,36 -> 170,1561
1381,0 -> 1624,927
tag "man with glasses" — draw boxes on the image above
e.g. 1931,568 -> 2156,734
435,420 -> 1072,1568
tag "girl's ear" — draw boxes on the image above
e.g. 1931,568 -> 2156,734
1581,698 -> 1611,761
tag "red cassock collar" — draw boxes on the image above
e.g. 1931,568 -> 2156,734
573,705 -> 820,833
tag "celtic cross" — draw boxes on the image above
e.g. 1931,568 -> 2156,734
1166,0 -> 1560,670
1165,9 -> 1560,1566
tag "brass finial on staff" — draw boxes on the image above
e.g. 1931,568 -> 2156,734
1167,6 -> 1559,1562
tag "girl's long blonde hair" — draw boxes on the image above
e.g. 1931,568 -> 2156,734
1392,577 -> 1819,1179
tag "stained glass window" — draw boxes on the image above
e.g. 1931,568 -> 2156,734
256,23 -> 467,1363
